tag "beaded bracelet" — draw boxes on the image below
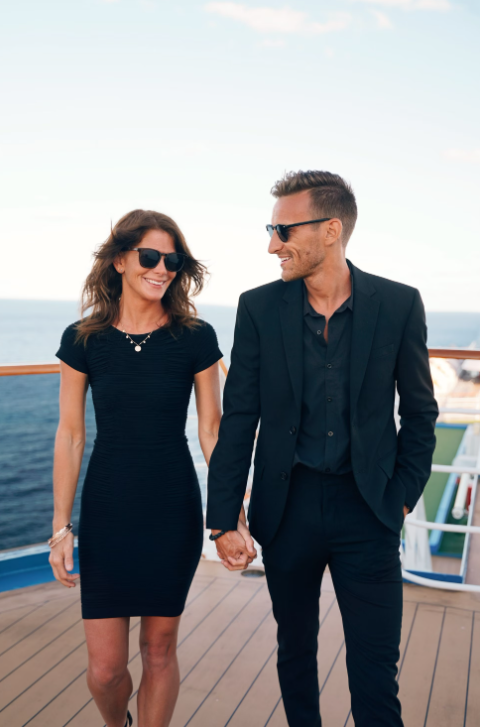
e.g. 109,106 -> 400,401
48,523 -> 73,548
209,530 -> 227,541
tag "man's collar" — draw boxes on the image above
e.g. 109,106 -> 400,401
302,271 -> 354,317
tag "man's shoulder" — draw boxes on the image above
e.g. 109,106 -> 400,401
352,263 -> 418,302
240,279 -> 286,305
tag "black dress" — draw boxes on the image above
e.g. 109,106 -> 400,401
56,320 -> 222,619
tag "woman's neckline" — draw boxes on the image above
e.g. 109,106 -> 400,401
110,324 -> 168,337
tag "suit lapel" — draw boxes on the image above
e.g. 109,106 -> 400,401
280,280 -> 304,412
349,262 -> 380,417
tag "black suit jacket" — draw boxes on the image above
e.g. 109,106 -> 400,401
206,261 -> 438,546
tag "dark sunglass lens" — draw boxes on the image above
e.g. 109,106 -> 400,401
138,249 -> 161,268
277,226 -> 289,243
164,253 -> 185,272
266,225 -> 274,238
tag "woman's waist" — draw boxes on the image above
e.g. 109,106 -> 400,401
92,432 -> 189,450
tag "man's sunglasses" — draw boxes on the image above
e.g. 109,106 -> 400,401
266,217 -> 332,243
126,248 -> 187,272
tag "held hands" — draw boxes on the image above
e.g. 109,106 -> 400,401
213,509 -> 257,571
48,532 -> 80,588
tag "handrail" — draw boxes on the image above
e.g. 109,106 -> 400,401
0,361 -> 229,377
428,348 -> 480,360
431,464 -> 480,476
404,518 -> 480,534
1,346 -> 478,377
0,363 -> 61,376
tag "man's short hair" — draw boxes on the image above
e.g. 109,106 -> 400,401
271,170 -> 358,245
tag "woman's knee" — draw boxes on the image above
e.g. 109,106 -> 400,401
88,660 -> 128,691
140,634 -> 177,674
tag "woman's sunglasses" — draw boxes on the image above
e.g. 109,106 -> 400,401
126,248 -> 187,272
266,217 -> 332,243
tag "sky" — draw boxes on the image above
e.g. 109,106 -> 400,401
0,0 -> 479,311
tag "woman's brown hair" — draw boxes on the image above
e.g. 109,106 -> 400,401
76,209 -> 207,343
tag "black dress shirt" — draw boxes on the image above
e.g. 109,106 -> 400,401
294,278 -> 354,474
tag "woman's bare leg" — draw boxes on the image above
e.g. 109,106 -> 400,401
137,615 -> 182,727
84,617 -> 133,727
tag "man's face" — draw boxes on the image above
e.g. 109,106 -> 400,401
268,190 -> 327,282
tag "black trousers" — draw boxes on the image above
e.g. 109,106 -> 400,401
262,464 -> 404,727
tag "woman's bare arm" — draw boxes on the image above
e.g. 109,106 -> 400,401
194,362 -> 222,467
49,361 -> 88,587
195,362 -> 256,568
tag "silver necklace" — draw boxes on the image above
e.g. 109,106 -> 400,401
122,330 -> 153,352
121,313 -> 168,352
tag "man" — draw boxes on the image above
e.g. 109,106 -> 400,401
206,170 -> 438,726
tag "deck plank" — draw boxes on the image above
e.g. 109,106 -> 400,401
182,597 -> 276,725
0,617 -> 85,711
0,620 -> 89,725
0,602 -> 43,633
0,580 -> 78,612
266,699 -> 289,727
226,645 -> 280,727
426,606 -> 474,727
465,611 -> 480,727
170,581 -> 270,726
319,643 -> 351,726
397,604 -> 445,727
0,596 -> 80,678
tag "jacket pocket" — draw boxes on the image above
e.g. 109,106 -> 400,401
370,343 -> 394,360
377,448 -> 397,479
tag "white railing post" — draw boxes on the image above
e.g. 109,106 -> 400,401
403,495 -> 432,572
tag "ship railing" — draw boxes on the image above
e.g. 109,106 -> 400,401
403,346 -> 480,592
1,348 -> 480,592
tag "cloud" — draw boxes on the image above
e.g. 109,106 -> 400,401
444,149 -> 480,163
371,9 -> 393,26
260,38 -> 286,47
204,3 -> 352,34
352,0 -> 450,9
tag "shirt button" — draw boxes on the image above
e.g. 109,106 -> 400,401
280,471 -> 289,481
289,426 -> 296,434
327,397 -> 332,402
328,431 -> 334,437
317,330 -> 322,335
326,363 -> 333,369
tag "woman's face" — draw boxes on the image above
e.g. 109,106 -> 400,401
115,229 -> 177,303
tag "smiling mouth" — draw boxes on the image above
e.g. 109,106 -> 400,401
143,277 -> 167,288
279,257 -> 291,266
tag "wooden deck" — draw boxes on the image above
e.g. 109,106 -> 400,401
1,561 -> 479,727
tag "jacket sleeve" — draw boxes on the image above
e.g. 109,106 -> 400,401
392,288 -> 439,511
206,293 -> 261,532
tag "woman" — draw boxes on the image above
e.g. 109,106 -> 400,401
49,210 -> 231,727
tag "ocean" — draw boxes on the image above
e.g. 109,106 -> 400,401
1,299 -> 480,551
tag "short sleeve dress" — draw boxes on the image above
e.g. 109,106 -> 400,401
56,320 -> 222,619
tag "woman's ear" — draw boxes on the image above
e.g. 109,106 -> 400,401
113,253 -> 125,274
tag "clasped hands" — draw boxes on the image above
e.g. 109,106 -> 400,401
211,507 -> 257,571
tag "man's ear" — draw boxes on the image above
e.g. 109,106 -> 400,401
324,218 -> 343,247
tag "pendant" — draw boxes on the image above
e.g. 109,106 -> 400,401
135,345 -> 142,352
